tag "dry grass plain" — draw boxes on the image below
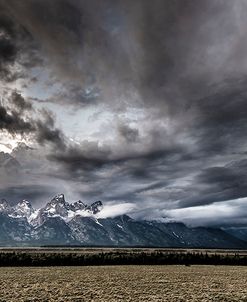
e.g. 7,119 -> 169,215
0,265 -> 246,302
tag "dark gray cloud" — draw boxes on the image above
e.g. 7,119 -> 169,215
0,0 -> 242,109
186,159 -> 247,207
35,121 -> 65,149
192,78 -> 247,156
11,91 -> 32,112
0,9 -> 18,82
1,0 -> 246,107
1,0 -> 247,226
35,109 -> 65,149
0,2 -> 40,82
0,184 -> 56,206
0,105 -> 34,134
118,123 -> 139,143
0,92 -> 66,149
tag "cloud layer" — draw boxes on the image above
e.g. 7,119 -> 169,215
0,0 -> 247,226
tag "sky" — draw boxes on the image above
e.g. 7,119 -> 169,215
1,0 -> 247,226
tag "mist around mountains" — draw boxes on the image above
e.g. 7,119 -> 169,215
0,193 -> 246,248
0,151 -> 247,248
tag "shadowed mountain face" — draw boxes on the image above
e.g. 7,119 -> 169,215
0,194 -> 246,248
223,227 -> 247,243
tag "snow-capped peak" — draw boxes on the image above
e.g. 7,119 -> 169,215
1,194 -> 104,226
13,199 -> 34,218
71,200 -> 86,211
17,199 -> 32,207
88,201 -> 103,214
0,199 -> 9,212
51,194 -> 65,204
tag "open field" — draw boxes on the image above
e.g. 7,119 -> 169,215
0,265 -> 246,302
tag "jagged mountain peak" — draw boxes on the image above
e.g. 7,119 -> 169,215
0,193 -> 105,228
51,194 -> 66,204
13,199 -> 34,218
87,200 -> 103,214
28,194 -> 104,226
17,199 -> 32,207
0,199 -> 9,212
70,200 -> 86,211
0,194 -> 246,248
0,198 -> 8,205
42,194 -> 69,220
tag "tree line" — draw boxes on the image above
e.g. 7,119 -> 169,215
0,251 -> 246,266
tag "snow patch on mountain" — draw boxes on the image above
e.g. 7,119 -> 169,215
12,200 -> 34,218
0,194 -> 105,226
0,194 -> 246,248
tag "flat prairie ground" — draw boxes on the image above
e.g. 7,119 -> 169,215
0,266 -> 246,302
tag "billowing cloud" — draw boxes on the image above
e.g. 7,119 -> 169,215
0,104 -> 34,134
96,202 -> 136,219
0,92 -> 65,148
163,197 -> 247,227
1,0 -> 247,226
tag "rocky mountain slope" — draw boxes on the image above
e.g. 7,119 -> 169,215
0,194 -> 246,248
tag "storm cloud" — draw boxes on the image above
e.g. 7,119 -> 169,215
0,0 -> 247,226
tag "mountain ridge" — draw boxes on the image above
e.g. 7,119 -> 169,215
0,194 -> 103,226
0,194 -> 246,248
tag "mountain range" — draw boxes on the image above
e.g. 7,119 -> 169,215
0,194 -> 246,248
